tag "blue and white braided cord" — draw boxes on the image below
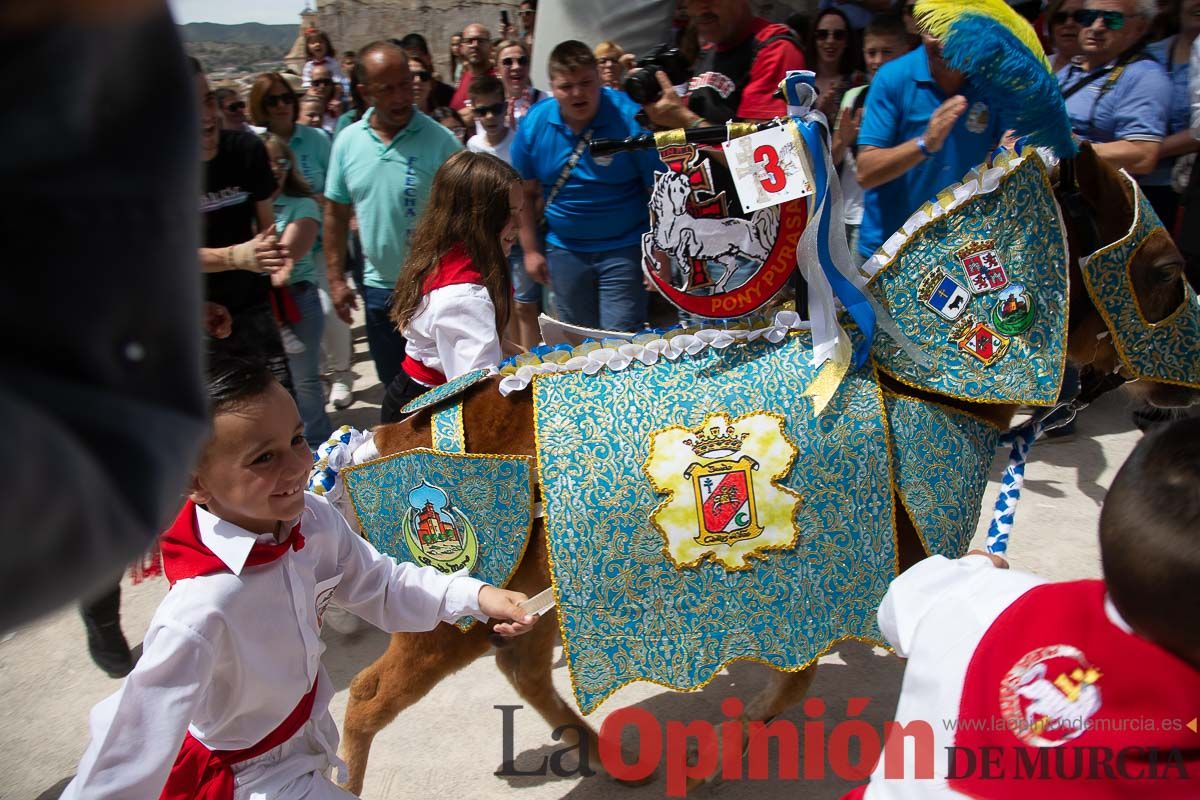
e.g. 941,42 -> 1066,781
985,417 -> 1045,555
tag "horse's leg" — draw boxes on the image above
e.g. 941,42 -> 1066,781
492,607 -> 601,762
340,624 -> 493,794
745,665 -> 820,723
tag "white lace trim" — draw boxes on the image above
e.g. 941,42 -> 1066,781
497,311 -> 811,396
859,148 -> 1052,283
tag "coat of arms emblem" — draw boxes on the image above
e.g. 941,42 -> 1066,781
399,480 -> 479,573
643,412 -> 801,570
951,316 -> 1011,366
918,270 -> 972,321
957,239 -> 1009,294
999,644 -> 1103,747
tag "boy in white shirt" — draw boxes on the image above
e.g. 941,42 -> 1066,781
466,75 -> 515,162
63,355 -> 538,799
846,417 -> 1200,799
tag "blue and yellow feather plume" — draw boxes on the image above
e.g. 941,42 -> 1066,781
914,0 -> 1078,157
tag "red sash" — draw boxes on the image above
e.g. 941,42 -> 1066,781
402,245 -> 486,388
159,501 -> 304,586
950,580 -> 1200,798
156,502 -> 315,798
158,677 -> 320,800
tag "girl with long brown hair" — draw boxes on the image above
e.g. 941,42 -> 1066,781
382,151 -> 524,421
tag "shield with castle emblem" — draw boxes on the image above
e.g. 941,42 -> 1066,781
644,411 -> 801,570
958,239 -> 1009,294
399,480 -> 479,574
687,456 -> 763,546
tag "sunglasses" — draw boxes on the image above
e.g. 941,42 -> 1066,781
264,93 -> 296,109
310,78 -> 333,87
502,56 -> 529,67
816,28 -> 847,41
1071,8 -> 1126,30
224,101 -> 246,112
474,101 -> 507,117
273,158 -> 291,171
461,36 -> 488,45
412,70 -> 432,82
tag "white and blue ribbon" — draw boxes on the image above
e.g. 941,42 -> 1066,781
785,72 -> 875,369
783,72 -> 929,372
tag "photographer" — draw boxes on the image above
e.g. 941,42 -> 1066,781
638,0 -> 806,129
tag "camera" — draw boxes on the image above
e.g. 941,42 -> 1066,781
622,45 -> 691,105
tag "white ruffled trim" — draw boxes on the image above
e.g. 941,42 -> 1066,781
497,311 -> 809,396
859,150 -> 1047,283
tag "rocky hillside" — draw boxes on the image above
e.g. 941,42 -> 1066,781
180,22 -> 296,75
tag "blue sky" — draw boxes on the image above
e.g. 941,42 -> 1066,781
170,0 -> 307,24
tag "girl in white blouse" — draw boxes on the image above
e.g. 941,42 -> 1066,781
382,151 -> 525,421
63,355 -> 537,799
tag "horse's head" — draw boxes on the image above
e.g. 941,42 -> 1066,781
662,170 -> 691,210
1059,143 -> 1200,410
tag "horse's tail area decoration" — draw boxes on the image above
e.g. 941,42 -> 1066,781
914,0 -> 1078,157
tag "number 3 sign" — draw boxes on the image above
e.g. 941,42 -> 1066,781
722,124 -> 814,213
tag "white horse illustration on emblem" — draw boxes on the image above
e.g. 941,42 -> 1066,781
642,169 -> 781,292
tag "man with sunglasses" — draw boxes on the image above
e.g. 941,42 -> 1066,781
1056,0 -> 1169,175
466,76 -> 516,162
324,40 -> 462,399
215,87 -> 252,132
306,63 -> 340,134
451,23 -> 497,114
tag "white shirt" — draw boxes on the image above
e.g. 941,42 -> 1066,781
63,494 -> 486,799
403,283 -> 502,384
866,555 -> 1046,798
467,127 -> 515,163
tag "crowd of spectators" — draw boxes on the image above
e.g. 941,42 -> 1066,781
195,0 -> 1195,444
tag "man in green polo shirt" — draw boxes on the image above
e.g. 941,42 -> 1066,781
324,40 -> 462,391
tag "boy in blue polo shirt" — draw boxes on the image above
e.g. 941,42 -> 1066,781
510,40 -> 662,332
856,34 -> 1006,260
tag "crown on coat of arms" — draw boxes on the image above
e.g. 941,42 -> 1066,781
956,239 -> 997,260
949,315 -> 979,341
919,271 -> 946,296
684,425 -> 748,457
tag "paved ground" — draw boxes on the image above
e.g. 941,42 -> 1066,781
0,316 -> 1153,799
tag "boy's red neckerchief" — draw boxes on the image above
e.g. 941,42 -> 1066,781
159,500 -> 304,585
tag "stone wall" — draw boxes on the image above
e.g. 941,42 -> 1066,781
315,0 -> 523,76
313,0 -> 817,78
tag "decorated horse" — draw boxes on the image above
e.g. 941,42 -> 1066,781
318,2 -> 1200,793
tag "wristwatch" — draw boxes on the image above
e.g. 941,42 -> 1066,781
916,136 -> 933,158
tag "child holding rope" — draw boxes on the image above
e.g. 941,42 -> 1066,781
63,354 -> 538,799
846,417 -> 1200,798
381,150 -> 524,422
